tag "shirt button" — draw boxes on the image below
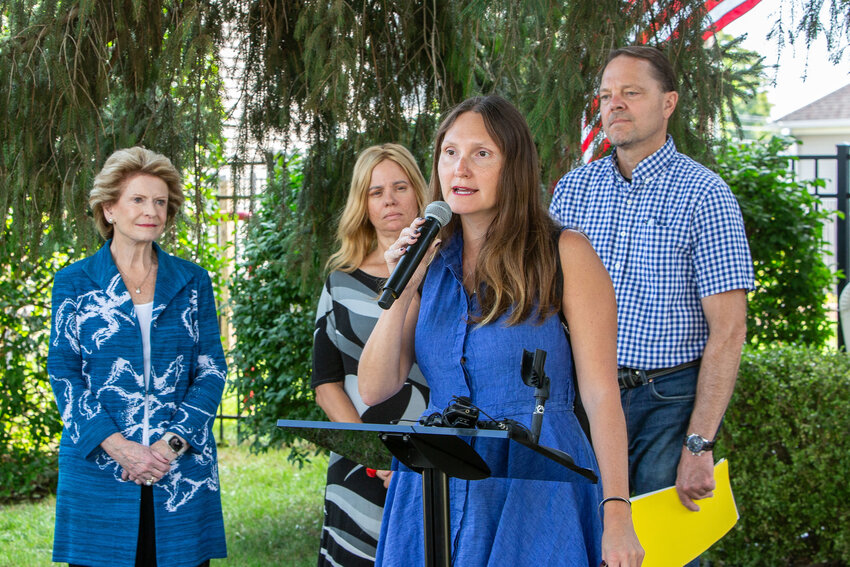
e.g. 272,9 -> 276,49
626,199 -> 632,206
620,230 -> 627,237
614,262 -> 622,269
460,357 -> 467,365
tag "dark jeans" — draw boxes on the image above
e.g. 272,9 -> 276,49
620,364 -> 698,494
620,364 -> 700,567
70,485 -> 211,567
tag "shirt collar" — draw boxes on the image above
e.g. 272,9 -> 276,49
438,231 -> 464,286
610,135 -> 677,184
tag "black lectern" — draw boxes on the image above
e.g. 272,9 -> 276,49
277,420 -> 597,567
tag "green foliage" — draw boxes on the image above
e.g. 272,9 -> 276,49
4,0 -> 847,289
228,153 -> 325,453
0,0 -> 225,255
164,139 -> 230,295
715,32 -> 773,141
234,0 -> 776,283
765,0 -> 850,66
708,346 -> 850,566
715,136 -> 838,347
0,227 -> 88,501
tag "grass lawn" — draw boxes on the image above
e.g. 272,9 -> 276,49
0,430 -> 328,566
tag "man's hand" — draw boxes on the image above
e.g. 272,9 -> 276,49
675,448 -> 715,511
675,289 -> 746,511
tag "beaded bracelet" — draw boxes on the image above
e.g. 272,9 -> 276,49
597,495 -> 631,518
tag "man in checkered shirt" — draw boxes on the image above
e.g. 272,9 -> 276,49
550,46 -> 754,520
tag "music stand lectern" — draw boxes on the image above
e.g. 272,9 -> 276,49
278,419 -> 596,567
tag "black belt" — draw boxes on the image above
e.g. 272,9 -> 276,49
617,359 -> 701,389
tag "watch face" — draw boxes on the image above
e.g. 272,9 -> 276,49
686,434 -> 705,453
168,436 -> 184,452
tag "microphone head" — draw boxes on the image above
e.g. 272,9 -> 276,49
424,201 -> 453,228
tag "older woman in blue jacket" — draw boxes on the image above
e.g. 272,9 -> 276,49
48,147 -> 227,567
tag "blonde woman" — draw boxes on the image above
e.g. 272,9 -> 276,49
311,144 -> 430,566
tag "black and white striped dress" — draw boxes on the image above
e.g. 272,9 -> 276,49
312,269 -> 429,567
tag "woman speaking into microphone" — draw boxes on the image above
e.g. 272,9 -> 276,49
358,96 -> 643,567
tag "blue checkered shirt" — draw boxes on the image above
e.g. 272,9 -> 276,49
549,136 -> 754,369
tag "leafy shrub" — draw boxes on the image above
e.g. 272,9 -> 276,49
708,346 -> 850,565
715,136 -> 837,347
228,153 -> 324,453
0,235 -> 72,501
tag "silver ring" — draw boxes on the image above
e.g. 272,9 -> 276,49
146,478 -> 154,486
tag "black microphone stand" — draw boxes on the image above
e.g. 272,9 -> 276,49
521,348 -> 550,444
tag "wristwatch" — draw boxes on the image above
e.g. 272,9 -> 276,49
162,432 -> 188,457
684,433 -> 715,456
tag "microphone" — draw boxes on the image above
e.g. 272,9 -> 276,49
378,200 -> 452,309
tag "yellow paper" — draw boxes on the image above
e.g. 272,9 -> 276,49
630,459 -> 739,567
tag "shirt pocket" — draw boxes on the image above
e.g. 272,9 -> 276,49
633,223 -> 691,279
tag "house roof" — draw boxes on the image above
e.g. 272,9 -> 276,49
776,83 -> 850,122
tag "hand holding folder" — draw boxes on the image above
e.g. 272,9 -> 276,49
630,459 -> 739,567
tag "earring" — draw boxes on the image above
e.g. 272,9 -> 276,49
107,218 -> 114,224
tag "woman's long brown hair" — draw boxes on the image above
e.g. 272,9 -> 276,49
430,96 -> 561,326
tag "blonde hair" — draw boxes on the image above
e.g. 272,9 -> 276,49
430,96 -> 560,326
326,144 -> 427,273
89,147 -> 184,239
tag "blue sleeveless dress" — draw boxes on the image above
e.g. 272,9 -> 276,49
375,234 -> 604,566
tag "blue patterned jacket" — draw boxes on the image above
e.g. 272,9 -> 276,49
48,241 -> 227,567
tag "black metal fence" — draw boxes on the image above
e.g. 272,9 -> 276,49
791,143 -> 849,350
215,158 -> 274,439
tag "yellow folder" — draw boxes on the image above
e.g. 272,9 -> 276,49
630,459 -> 739,567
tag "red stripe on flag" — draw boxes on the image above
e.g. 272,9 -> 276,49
702,0 -> 762,40
581,124 -> 603,154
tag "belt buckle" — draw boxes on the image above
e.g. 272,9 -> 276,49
618,367 -> 647,389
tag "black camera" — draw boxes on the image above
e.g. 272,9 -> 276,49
420,396 -> 479,428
